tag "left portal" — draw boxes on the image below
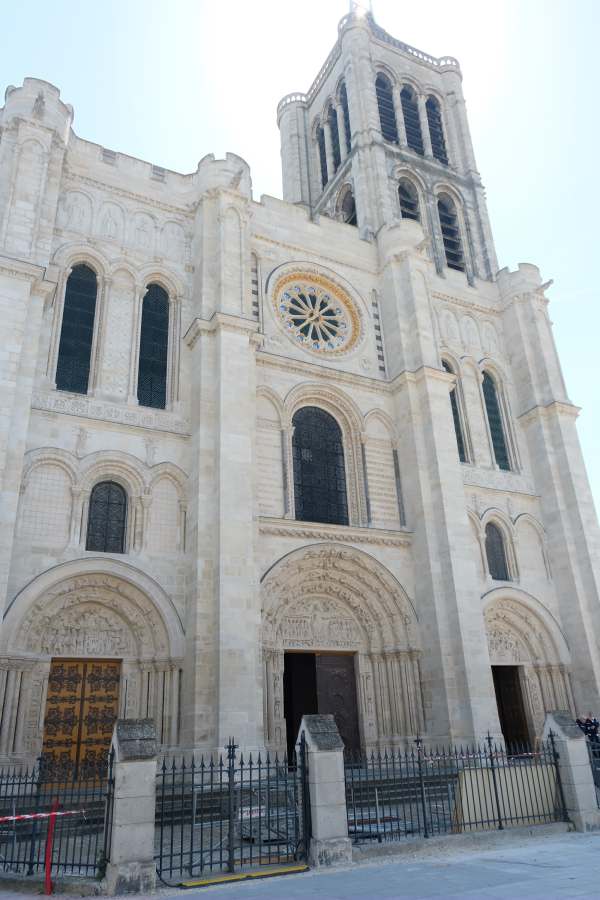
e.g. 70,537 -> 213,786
41,659 -> 121,777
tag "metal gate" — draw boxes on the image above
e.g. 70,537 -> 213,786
155,735 -> 310,885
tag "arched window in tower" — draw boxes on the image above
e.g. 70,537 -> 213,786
485,522 -> 510,581
292,406 -> 349,526
86,481 -> 127,553
340,188 -> 357,225
442,360 -> 467,462
482,371 -> 511,471
316,123 -> 328,188
426,96 -> 448,165
375,74 -> 398,143
55,264 -> 98,394
398,179 -> 420,221
137,283 -> 169,409
400,86 -> 424,155
327,105 -> 341,173
339,82 -> 352,153
437,194 -> 465,272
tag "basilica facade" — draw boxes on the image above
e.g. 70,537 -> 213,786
1,9 -> 599,771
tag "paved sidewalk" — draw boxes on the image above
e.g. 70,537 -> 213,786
153,831 -> 600,899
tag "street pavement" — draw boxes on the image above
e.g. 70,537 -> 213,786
153,831 -> 600,899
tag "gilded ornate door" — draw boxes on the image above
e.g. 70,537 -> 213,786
42,659 -> 121,777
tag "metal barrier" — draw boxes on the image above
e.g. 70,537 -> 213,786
0,752 -> 114,878
585,738 -> 600,807
155,736 -> 310,885
345,734 -> 567,843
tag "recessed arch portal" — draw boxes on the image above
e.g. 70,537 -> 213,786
261,543 -> 423,753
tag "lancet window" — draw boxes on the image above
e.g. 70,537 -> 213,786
485,523 -> 510,581
86,481 -> 127,553
437,194 -> 465,271
401,86 -> 424,155
55,264 -> 98,394
376,73 -> 398,143
137,283 -> 169,410
482,371 -> 511,471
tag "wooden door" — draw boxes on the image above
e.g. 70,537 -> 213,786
492,665 -> 530,750
42,659 -> 121,778
316,654 -> 361,754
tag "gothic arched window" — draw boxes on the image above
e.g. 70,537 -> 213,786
327,106 -> 341,173
437,194 -> 465,271
55,264 -> 98,394
426,96 -> 448,165
482,371 -> 511,471
292,406 -> 349,526
400,86 -> 424,155
86,481 -> 127,553
339,82 -> 352,154
442,360 -> 467,462
375,74 -> 398,143
485,523 -> 510,581
340,188 -> 357,226
398,179 -> 420,221
137,283 -> 169,409
316,123 -> 328,188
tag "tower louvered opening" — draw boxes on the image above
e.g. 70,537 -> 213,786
437,195 -> 465,271
400,86 -> 424,155
339,82 -> 352,153
398,179 -> 420,221
376,73 -> 399,143
328,106 -> 341,173
340,189 -> 357,226
426,96 -> 448,165
317,124 -> 328,188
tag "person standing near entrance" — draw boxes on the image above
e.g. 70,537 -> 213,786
576,712 -> 600,742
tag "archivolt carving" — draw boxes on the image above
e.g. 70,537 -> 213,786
483,590 -> 570,666
15,574 -> 169,659
2,560 -> 185,660
261,543 -> 418,653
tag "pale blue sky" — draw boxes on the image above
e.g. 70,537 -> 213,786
3,0 -> 599,511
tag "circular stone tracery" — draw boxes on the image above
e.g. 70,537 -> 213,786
273,273 -> 361,356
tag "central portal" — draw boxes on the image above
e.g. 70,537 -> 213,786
283,651 -> 360,758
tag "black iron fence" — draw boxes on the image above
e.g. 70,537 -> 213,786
345,734 -> 567,843
155,736 -> 310,885
585,738 -> 600,806
0,753 -> 114,878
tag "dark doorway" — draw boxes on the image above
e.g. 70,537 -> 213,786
283,652 -> 361,759
492,665 -> 530,749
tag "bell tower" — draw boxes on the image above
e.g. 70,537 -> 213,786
277,8 -> 497,281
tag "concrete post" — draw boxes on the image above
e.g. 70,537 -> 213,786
103,719 -> 158,895
542,711 -> 600,832
297,714 -> 352,867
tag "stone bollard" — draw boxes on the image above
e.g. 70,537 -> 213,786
102,719 -> 158,894
297,714 -> 352,867
543,710 -> 600,832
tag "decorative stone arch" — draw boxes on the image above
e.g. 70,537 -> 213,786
256,385 -> 285,427
147,463 -> 188,554
260,543 -> 423,752
21,447 -> 78,490
514,512 -> 552,580
283,382 -> 367,526
483,588 -> 574,738
0,559 -> 185,760
481,508 -> 519,582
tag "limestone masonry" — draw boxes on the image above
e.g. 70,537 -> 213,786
0,9 -> 599,768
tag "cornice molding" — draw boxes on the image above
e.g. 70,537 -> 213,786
432,290 -> 501,317
258,516 -> 412,548
184,313 -> 260,348
518,400 -> 580,426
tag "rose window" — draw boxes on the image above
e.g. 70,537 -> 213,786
273,273 -> 361,356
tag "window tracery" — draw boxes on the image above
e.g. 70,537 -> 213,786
292,406 -> 349,526
86,481 -> 127,553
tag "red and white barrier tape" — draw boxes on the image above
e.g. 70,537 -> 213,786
0,809 -> 84,824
